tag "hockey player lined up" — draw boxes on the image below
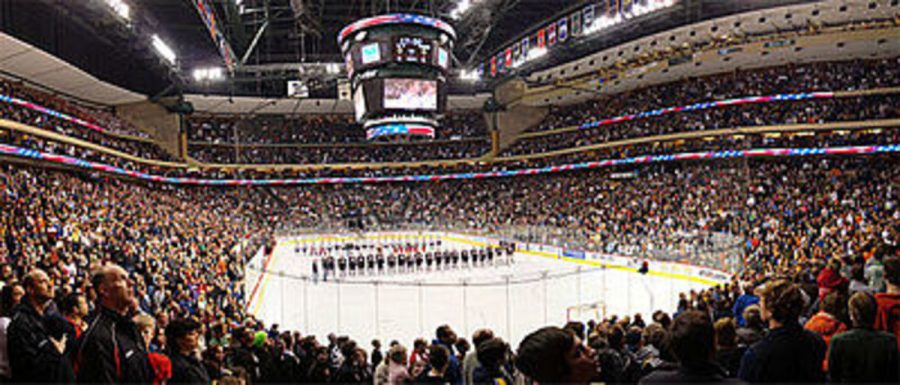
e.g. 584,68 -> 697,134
312,259 -> 319,283
338,256 -> 347,278
387,254 -> 396,273
397,253 -> 407,273
322,257 -> 334,282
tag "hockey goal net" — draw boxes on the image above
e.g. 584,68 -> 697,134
566,301 -> 607,323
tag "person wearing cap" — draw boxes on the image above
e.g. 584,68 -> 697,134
166,318 -> 210,384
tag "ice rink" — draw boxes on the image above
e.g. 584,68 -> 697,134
245,232 -> 716,347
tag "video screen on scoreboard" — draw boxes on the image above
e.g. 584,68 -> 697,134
360,43 -> 382,65
383,78 -> 437,111
394,36 -> 433,64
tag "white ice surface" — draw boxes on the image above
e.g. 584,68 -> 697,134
248,236 -> 711,347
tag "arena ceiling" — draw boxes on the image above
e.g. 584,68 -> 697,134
0,0 -> 821,101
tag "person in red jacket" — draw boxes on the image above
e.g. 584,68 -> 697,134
875,256 -> 900,350
804,291 -> 847,370
817,258 -> 848,301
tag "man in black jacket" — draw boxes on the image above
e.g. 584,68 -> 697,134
76,264 -> 152,383
639,310 -> 743,384
7,269 -> 71,383
166,318 -> 211,384
737,280 -> 826,383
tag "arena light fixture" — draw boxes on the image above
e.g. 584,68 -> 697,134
192,67 -> 224,82
450,0 -> 484,19
459,69 -> 480,81
105,0 -> 131,21
151,35 -> 177,65
326,63 -> 342,74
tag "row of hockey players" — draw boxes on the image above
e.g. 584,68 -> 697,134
298,239 -> 445,257
310,245 -> 516,281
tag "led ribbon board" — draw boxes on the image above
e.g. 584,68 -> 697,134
366,124 -> 436,140
0,143 -> 895,186
338,13 -> 457,45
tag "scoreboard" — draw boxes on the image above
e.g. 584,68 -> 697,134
345,37 -> 449,75
394,36 -> 433,64
339,13 -> 456,140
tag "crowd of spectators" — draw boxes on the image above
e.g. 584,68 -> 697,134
181,58 -> 899,165
0,78 -> 149,138
0,79 -> 177,163
506,93 -> 899,156
185,112 -> 490,164
188,139 -> 491,165
531,58 -> 900,134
187,111 -> 488,145
2,59 -> 898,171
0,153 -> 898,384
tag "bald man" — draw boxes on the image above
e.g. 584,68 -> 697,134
75,264 -> 152,383
7,269 -> 72,383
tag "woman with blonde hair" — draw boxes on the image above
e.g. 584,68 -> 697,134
134,313 -> 172,385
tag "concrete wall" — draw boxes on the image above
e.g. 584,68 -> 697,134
115,100 -> 183,159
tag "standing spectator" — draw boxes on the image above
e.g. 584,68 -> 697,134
273,333 -> 301,383
433,325 -> 462,385
633,323 -> 671,378
732,284 -> 758,328
594,324 -> 633,383
828,292 -> 899,383
76,264 -> 152,383
848,265 -> 873,296
471,338 -> 513,385
202,344 -> 230,382
735,305 -> 764,347
229,327 -> 261,381
817,259 -> 848,301
58,293 -> 88,345
515,326 -> 598,385
865,247 -> 887,293
463,329 -> 494,385
333,342 -> 371,384
639,310 -> 741,384
415,344 -> 451,385
6,269 -> 70,383
737,280 -> 826,383
134,313 -> 172,385
372,339 -> 384,368
804,291 -> 848,347
306,346 -> 332,382
713,318 -> 745,378
875,256 -> 900,349
166,318 -> 210,384
387,345 -> 413,385
409,338 -> 429,370
0,283 -> 24,381
454,338 -> 470,365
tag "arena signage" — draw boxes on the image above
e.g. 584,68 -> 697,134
480,0 -> 679,79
